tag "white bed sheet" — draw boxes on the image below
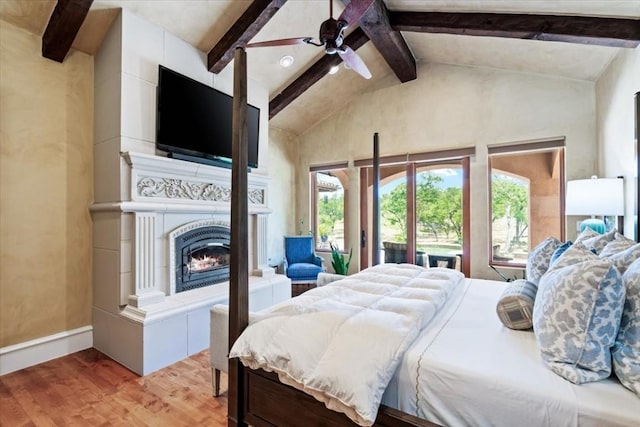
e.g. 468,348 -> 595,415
384,277 -> 640,427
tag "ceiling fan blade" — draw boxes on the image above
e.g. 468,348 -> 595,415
337,0 -> 374,27
246,37 -> 313,48
338,46 -> 372,79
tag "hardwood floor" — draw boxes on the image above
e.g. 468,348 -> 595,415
0,349 -> 228,426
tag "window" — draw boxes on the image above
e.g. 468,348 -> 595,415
488,139 -> 566,267
310,164 -> 348,252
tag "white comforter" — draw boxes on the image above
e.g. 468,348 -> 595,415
229,263 -> 464,426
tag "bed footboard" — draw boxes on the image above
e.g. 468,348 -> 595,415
241,369 -> 439,427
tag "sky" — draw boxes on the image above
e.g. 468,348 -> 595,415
381,168 -> 462,195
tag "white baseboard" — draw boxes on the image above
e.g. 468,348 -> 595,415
0,325 -> 93,376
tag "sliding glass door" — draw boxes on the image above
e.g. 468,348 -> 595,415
360,157 -> 469,275
415,163 -> 464,270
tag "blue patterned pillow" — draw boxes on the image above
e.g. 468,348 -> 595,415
577,228 -> 617,254
546,241 -> 595,271
549,241 -> 572,266
599,232 -> 636,258
533,251 -> 625,384
574,227 -> 599,243
601,243 -> 640,276
526,237 -> 560,285
612,258 -> 640,396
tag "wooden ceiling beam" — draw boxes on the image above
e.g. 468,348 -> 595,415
269,28 -> 369,119
208,0 -> 287,73
341,0 -> 416,83
389,12 -> 640,48
42,0 -> 93,62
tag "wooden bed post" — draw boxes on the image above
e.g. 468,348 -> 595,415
228,46 -> 249,427
372,132 -> 380,265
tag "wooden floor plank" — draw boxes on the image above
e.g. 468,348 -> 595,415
0,349 -> 227,427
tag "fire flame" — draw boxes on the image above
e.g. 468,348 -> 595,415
188,255 -> 224,273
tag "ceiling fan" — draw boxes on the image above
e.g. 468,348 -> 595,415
246,0 -> 374,79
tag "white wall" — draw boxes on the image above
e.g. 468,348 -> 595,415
298,63 -> 597,279
596,46 -> 640,239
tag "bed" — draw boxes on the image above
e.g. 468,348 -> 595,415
228,265 -> 640,427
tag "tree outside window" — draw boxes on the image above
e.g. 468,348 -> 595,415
380,168 -> 463,253
315,171 -> 345,251
491,173 -> 529,261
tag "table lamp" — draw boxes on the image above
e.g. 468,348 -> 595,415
565,176 -> 624,234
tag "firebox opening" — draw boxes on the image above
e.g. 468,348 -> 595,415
174,225 -> 231,293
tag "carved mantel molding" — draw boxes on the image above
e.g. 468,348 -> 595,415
120,151 -> 270,212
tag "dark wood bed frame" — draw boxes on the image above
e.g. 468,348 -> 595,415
226,48 -> 640,427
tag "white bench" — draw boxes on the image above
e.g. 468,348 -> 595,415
209,274 -> 291,396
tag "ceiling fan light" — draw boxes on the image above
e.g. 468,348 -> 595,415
329,65 -> 340,75
279,55 -> 294,68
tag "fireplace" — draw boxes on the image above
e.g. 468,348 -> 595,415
173,224 -> 231,293
92,152 -> 276,375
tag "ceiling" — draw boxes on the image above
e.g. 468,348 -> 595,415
2,0 -> 639,136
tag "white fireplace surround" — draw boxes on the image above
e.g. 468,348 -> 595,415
114,152 -> 274,308
91,152 -> 287,375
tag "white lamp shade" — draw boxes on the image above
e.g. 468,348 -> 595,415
566,178 -> 624,216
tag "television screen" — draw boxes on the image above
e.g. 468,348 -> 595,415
156,65 -> 259,168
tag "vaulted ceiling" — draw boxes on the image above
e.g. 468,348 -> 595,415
2,0 -> 639,136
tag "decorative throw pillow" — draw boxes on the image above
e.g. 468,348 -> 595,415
496,279 -> 538,330
612,258 -> 640,396
545,241 -> 596,272
574,227 -> 599,243
549,241 -> 572,266
599,232 -> 637,258
533,256 -> 625,384
526,237 -> 561,286
577,228 -> 617,254
602,243 -> 640,276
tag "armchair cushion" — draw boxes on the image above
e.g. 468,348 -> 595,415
287,262 -> 323,281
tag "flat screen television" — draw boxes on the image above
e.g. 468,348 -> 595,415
156,65 -> 260,169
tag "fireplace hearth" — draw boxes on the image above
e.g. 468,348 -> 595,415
174,224 -> 230,293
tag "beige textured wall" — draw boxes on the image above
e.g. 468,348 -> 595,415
596,46 -> 640,239
297,63 -> 597,279
266,127 -> 300,268
0,21 -> 93,347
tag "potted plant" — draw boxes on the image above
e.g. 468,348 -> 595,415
330,243 -> 352,276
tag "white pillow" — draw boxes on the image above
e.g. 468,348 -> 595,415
533,242 -> 625,384
612,258 -> 640,396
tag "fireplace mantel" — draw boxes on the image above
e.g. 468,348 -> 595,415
111,151 -> 271,214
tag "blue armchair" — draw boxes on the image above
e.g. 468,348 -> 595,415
283,236 -> 324,283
